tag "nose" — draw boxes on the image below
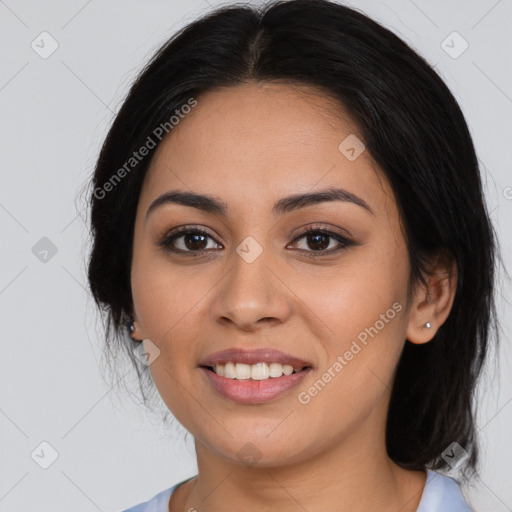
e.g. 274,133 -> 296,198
209,247 -> 293,332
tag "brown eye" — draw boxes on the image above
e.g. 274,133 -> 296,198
288,225 -> 355,257
158,224 -> 354,258
159,226 -> 223,254
304,231 -> 330,251
180,232 -> 208,250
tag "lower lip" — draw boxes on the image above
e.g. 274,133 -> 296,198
200,367 -> 312,404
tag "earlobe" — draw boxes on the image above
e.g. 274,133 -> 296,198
126,318 -> 143,342
125,306 -> 144,341
406,253 -> 457,345
406,316 -> 436,345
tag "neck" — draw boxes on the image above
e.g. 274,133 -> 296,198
178,411 -> 426,512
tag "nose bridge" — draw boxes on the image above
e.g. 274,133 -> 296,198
210,235 -> 291,329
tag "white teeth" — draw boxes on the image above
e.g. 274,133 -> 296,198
212,362 -> 301,380
235,363 -> 251,380
224,362 -> 236,379
282,364 -> 294,376
269,363 -> 283,378
251,362 -> 270,380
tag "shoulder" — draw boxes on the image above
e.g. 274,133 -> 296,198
417,469 -> 474,512
119,484 -> 177,512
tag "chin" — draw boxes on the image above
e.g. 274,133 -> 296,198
201,430 -> 315,469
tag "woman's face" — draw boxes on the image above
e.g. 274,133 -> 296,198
130,81 -> 416,467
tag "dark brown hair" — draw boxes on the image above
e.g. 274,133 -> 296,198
85,0 -> 498,481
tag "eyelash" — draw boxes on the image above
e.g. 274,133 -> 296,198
158,224 -> 355,259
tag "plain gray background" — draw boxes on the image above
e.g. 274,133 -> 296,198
0,0 -> 511,510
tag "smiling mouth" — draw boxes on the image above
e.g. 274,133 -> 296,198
202,362 -> 311,380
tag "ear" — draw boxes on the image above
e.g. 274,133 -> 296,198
406,250 -> 457,344
126,309 -> 143,341
130,320 -> 143,341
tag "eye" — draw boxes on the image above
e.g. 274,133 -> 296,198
287,225 -> 354,257
158,224 -> 355,258
158,225 -> 223,255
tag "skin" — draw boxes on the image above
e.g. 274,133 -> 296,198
129,81 -> 457,511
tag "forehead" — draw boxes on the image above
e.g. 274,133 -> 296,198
139,81 -> 393,215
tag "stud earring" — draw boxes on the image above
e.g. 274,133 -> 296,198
127,320 -> 144,342
425,321 -> 432,329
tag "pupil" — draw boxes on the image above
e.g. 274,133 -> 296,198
309,233 -> 328,250
185,233 -> 207,250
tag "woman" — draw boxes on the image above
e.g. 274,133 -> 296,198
86,0 -> 498,510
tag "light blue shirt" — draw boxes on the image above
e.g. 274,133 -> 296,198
121,469 -> 473,511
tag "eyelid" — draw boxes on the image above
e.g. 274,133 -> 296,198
286,225 -> 354,254
157,224 -> 224,248
286,222 -> 353,241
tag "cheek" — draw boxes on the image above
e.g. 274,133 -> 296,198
297,239 -> 409,342
131,244 -> 212,341
290,289 -> 406,446
130,247 -> 216,388
130,256 -> 209,425
292,243 -> 409,401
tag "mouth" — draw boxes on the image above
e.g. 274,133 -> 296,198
201,362 -> 310,380
198,348 -> 313,404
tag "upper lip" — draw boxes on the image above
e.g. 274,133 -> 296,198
199,348 -> 313,369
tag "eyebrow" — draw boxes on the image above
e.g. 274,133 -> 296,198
145,186 -> 374,220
